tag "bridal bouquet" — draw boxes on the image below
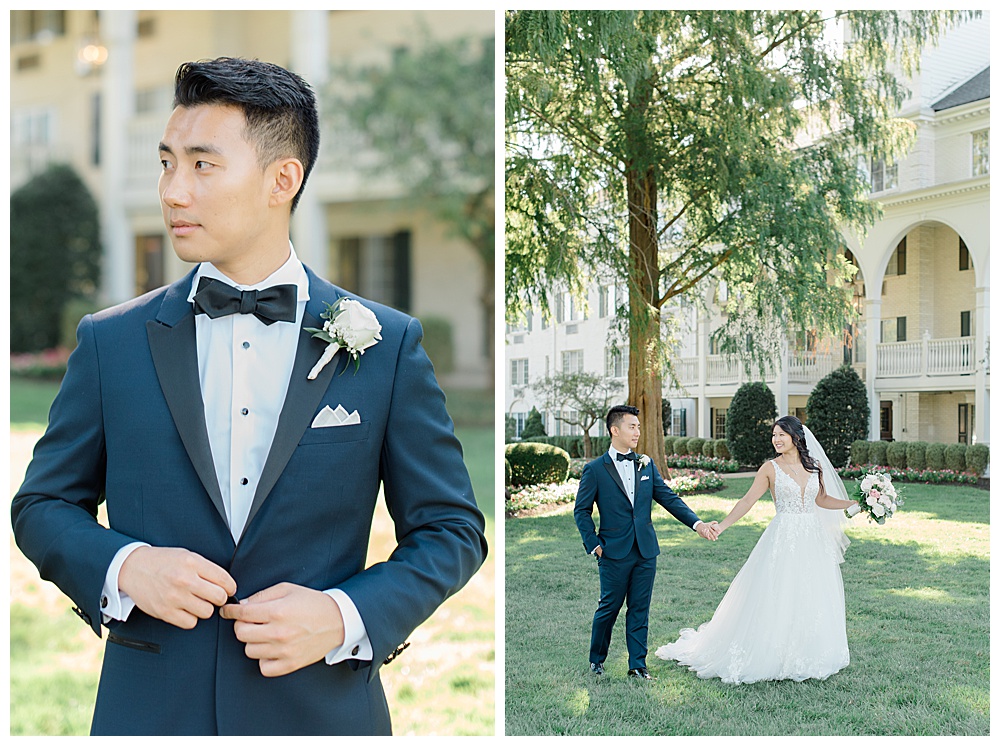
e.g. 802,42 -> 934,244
847,470 -> 904,525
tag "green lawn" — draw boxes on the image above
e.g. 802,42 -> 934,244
9,377 -> 60,430
505,478 -> 989,736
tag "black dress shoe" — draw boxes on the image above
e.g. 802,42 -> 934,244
628,667 -> 653,680
590,662 -> 604,675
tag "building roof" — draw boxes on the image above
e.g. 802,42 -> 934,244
932,67 -> 990,111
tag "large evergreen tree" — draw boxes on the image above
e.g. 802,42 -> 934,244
806,365 -> 869,467
506,9 -> 969,473
11,164 -> 101,352
726,382 -> 778,467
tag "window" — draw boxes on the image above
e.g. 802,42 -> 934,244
960,311 -> 972,338
514,412 -> 527,438
561,349 -> 584,373
972,130 -> 989,176
959,238 -> 971,271
337,232 -> 410,312
11,10 -> 66,44
605,346 -> 627,378
510,358 -> 529,386
885,237 -> 906,276
958,403 -> 974,444
869,156 -> 898,192
711,408 -> 728,439
881,317 -> 906,343
671,409 -> 687,437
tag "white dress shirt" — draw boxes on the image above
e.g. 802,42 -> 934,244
101,246 -> 372,664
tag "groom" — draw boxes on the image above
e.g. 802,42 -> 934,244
11,57 -> 487,735
574,405 -> 717,679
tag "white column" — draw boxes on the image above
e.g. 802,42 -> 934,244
99,10 -> 136,304
697,309 -> 710,438
290,10 -> 330,277
774,338 -> 789,416
865,297 -> 882,440
974,285 -> 989,444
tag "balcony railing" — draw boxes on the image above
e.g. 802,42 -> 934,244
877,336 -> 977,378
788,352 -> 836,383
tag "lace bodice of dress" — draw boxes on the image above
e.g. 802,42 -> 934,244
771,459 -> 818,514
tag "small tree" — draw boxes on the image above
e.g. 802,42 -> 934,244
521,406 -> 547,439
11,164 -> 101,352
727,382 -> 778,467
806,365 -> 869,468
532,372 -> 624,459
661,398 -> 672,436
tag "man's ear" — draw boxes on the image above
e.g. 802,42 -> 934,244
268,158 -> 305,208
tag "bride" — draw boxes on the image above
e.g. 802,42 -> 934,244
655,415 -> 859,684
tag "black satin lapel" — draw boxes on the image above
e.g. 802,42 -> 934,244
241,313 -> 341,538
146,316 -> 228,530
603,456 -> 629,500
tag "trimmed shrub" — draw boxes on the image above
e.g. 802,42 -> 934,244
702,439 -> 716,457
905,441 -> 928,471
687,438 -> 706,459
11,164 -> 102,352
504,442 -> 570,486
663,435 -> 677,455
521,406 -> 547,439
966,443 -> 989,475
805,365 -> 869,467
869,440 -> 888,466
886,441 -> 908,469
925,442 -> 947,470
726,382 -> 777,467
504,458 -> 511,485
850,440 -> 870,466
713,439 -> 731,460
674,437 -> 690,456
944,443 -> 967,472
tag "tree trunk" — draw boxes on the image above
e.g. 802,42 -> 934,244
582,429 -> 593,460
626,164 -> 667,476
481,247 -> 495,389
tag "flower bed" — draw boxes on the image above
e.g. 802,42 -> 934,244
838,464 -> 980,485
10,347 -> 70,380
506,469 -> 725,515
667,455 -> 740,472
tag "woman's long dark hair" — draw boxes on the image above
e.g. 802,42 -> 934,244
773,416 -> 822,479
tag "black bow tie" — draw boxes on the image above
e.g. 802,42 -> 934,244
192,276 -> 297,326
616,452 -> 637,462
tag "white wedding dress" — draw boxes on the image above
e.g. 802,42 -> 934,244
655,460 -> 850,683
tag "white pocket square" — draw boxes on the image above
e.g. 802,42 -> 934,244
640,475 -> 650,481
311,404 -> 361,428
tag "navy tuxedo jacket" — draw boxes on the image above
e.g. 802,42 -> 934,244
11,266 -> 487,736
574,452 -> 699,560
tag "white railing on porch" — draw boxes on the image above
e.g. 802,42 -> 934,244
877,336 -> 977,378
788,352 -> 835,383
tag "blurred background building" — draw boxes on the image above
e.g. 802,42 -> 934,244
505,12 -> 989,446
10,9 -> 493,388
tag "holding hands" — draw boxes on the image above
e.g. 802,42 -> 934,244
696,521 -> 721,541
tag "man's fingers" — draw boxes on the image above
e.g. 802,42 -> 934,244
220,598 -> 279,623
192,556 -> 238,599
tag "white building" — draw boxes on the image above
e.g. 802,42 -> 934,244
506,13 -> 989,447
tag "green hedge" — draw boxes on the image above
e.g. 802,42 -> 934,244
521,435 -> 612,459
869,440 -> 888,466
945,443 -> 967,472
850,440 -> 869,465
686,438 -> 706,460
505,458 -> 512,486
886,441 -> 908,469
905,441 -> 928,471
926,442 -> 946,470
674,437 -> 690,456
663,435 -> 677,455
713,439 -> 731,460
839,439 -> 988,476
505,442 -> 570,486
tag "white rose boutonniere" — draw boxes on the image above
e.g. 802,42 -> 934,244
304,297 -> 382,379
637,454 -> 651,469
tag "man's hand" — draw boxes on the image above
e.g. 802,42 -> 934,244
696,521 -> 720,541
594,545 -> 604,558
118,546 -> 237,629
219,582 -> 345,677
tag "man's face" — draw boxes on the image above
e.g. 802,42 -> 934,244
158,104 -> 275,274
611,414 -> 641,451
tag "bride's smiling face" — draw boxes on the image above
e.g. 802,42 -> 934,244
771,426 -> 795,455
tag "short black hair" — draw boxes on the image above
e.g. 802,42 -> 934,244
173,57 -> 320,212
606,405 -> 640,436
